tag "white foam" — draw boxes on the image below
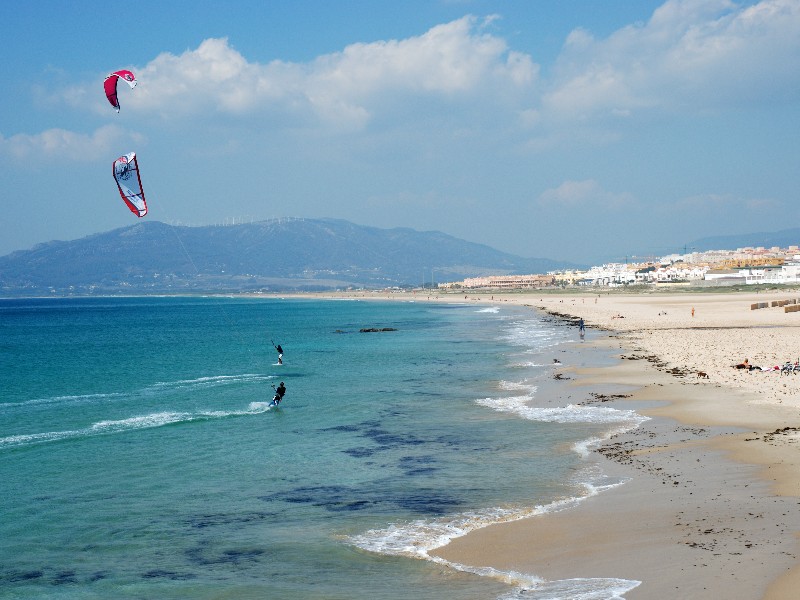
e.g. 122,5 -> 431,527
350,492 -> 585,558
366,308 -> 639,598
0,391 -> 127,410
147,373 -> 273,392
499,380 -> 538,395
0,403 -> 273,450
496,576 -> 640,599
502,317 -> 565,351
509,360 -> 547,368
476,395 -> 647,427
4,374 -> 275,411
476,306 -> 500,313
248,401 -> 273,411
349,480 -> 639,599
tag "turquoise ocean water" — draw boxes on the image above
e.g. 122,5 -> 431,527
0,297 -> 644,599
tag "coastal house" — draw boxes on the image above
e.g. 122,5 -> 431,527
454,274 -> 556,289
703,265 -> 792,285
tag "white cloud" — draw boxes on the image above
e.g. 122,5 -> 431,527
0,124 -> 141,162
68,16 -> 540,129
538,179 -> 635,209
43,1 -> 800,152
544,0 -> 800,119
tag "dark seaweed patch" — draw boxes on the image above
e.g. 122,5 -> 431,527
326,500 -> 376,512
260,482 -> 461,515
399,455 -> 439,476
260,485 -> 377,512
399,455 -> 436,466
185,510 -> 276,529
186,545 -> 265,566
395,492 -> 461,514
260,484 -> 350,505
52,570 -> 77,585
343,447 -> 377,458
4,570 -> 43,582
142,569 -> 197,580
362,426 -> 425,447
403,467 -> 438,476
319,419 -> 381,434
322,424 -> 362,433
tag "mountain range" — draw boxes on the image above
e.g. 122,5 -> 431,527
0,218 -> 579,296
688,228 -> 800,253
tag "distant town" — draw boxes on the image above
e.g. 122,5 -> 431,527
441,245 -> 800,290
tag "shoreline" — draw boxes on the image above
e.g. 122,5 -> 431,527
282,288 -> 800,597
13,290 -> 800,595
422,289 -> 800,598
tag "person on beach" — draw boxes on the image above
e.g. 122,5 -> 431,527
733,358 -> 750,370
578,318 -> 585,333
271,382 -> 286,405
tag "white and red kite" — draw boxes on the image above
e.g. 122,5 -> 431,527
112,152 -> 147,217
104,70 -> 137,112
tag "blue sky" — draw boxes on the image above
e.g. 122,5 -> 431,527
1,0 -> 798,264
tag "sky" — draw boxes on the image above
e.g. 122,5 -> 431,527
1,0 -> 798,265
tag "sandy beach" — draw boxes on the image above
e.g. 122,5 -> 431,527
422,288 -> 800,598
316,287 -> 800,597
296,289 -> 800,600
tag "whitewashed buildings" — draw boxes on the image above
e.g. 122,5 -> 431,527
441,248 -> 800,290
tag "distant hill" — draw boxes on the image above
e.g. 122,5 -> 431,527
689,228 -> 800,253
0,218 -> 579,296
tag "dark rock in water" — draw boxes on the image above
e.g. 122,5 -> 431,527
359,327 -> 398,332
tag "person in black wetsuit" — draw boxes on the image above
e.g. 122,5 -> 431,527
272,382 -> 286,405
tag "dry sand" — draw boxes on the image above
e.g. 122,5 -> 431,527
424,288 -> 800,598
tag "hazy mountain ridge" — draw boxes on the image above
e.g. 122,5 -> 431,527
0,218 -> 577,295
689,228 -> 800,253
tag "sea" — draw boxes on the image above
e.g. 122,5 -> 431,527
0,296 -> 647,599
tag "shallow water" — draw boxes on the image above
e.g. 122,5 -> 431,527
0,297 -> 642,599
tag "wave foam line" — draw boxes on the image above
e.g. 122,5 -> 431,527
499,380 -> 537,394
2,374 -> 275,411
0,391 -> 128,410
349,481 -> 639,598
0,404 -> 273,450
502,318 -> 564,350
148,374 -> 272,391
476,395 -> 648,427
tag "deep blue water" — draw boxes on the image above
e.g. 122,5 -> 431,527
0,297 -> 642,599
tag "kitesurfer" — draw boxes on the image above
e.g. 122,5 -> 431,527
273,341 -> 283,365
272,382 -> 286,405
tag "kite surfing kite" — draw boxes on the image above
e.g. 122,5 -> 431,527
104,70 -> 137,112
112,152 -> 147,217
